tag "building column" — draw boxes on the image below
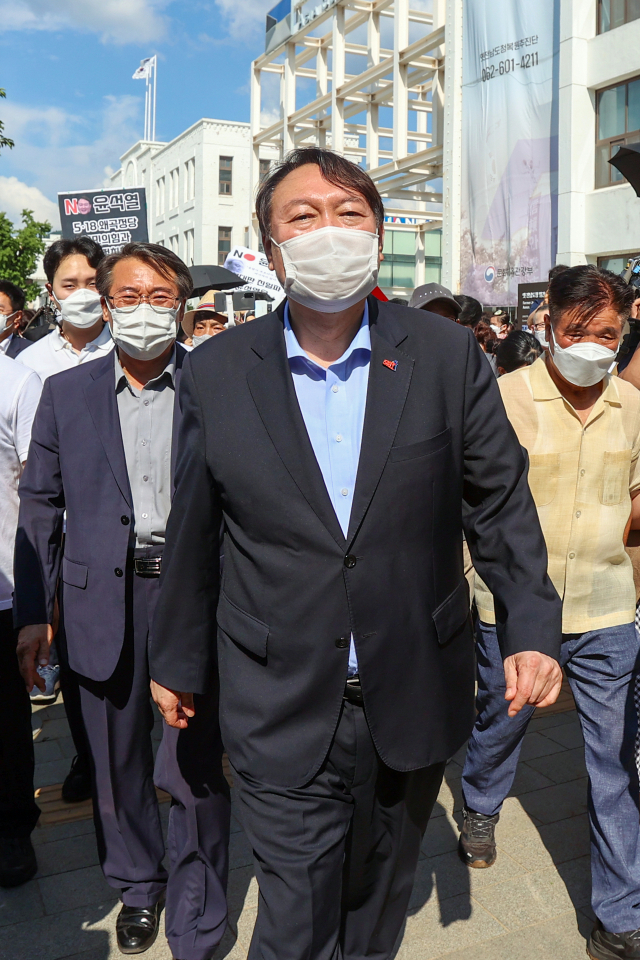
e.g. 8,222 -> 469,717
441,0 -> 463,293
392,0 -> 409,162
331,4 -> 345,154
556,0 -> 596,266
366,9 -> 380,170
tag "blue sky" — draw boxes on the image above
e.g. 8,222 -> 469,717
0,0 -> 276,227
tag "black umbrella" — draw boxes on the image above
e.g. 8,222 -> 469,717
609,143 -> 640,196
189,264 -> 247,297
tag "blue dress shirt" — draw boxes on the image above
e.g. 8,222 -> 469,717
284,302 -> 371,676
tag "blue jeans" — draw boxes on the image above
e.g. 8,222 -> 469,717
462,620 -> 640,932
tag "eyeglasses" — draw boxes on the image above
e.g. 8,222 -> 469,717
107,294 -> 181,310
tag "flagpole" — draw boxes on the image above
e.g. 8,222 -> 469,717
145,75 -> 150,140
152,56 -> 157,142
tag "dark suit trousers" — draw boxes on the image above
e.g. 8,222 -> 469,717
234,699 -> 445,960
0,608 -> 40,838
77,566 -> 231,960
56,586 -> 91,766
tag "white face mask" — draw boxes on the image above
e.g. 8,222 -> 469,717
550,327 -> 618,387
0,311 -> 16,332
55,288 -> 104,329
192,333 -> 213,348
534,329 -> 549,348
271,226 -> 379,313
490,324 -> 502,335
107,302 -> 177,360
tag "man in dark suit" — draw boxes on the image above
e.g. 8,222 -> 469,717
150,148 -> 563,960
0,280 -> 31,359
14,244 -> 230,959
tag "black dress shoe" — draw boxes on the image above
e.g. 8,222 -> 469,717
116,902 -> 162,955
0,837 -> 37,887
588,920 -> 640,959
62,755 -> 92,803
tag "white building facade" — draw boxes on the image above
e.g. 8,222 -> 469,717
109,120 -> 279,267
557,1 -> 640,273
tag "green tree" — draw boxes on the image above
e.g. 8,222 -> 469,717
0,210 -> 51,300
0,88 -> 15,153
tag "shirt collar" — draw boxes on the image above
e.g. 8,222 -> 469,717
283,301 -> 371,371
114,345 -> 176,393
529,353 -> 621,407
53,322 -> 112,353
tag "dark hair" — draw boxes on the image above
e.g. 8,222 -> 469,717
389,296 -> 408,305
43,237 -> 104,284
496,330 -> 543,373
255,147 -> 385,238
453,294 -> 483,327
474,321 -> 498,354
0,279 -> 26,312
548,264 -> 635,326
548,263 -> 569,282
95,242 -> 193,300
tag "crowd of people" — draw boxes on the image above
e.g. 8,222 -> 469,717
1,146 -> 640,960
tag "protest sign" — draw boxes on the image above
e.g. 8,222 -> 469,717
58,188 -> 149,254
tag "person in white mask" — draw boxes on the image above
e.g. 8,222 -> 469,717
18,238 -> 112,382
149,147 -> 563,960
459,264 -> 640,960
0,280 -> 30,358
14,243 -> 231,959
181,290 -> 228,348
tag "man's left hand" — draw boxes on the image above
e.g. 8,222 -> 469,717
150,680 -> 195,729
503,652 -> 562,717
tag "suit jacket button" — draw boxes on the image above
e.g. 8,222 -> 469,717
344,555 -> 357,569
121,516 -> 130,525
335,637 -> 349,648
114,567 -> 123,577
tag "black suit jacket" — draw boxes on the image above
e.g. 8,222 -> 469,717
14,347 -> 186,681
5,335 -> 31,358
149,298 -> 561,788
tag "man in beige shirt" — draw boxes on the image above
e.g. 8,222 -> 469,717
459,265 -> 640,960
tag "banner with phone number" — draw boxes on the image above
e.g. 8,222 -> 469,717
460,0 -> 559,305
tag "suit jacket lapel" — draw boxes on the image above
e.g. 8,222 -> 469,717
84,352 -> 133,507
247,311 -> 347,549
346,300 -> 414,544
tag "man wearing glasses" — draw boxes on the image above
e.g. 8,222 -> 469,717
13,244 -> 230,960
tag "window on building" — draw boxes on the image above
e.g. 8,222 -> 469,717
169,167 -> 180,209
379,230 -> 418,289
598,0 -> 640,33
596,76 -> 640,187
259,158 -> 271,182
598,251 -> 640,273
170,235 -> 179,254
218,226 -> 232,265
184,158 -> 195,202
156,176 -> 165,217
184,229 -> 195,266
219,156 -> 233,195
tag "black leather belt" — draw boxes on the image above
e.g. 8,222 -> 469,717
134,557 -> 162,578
343,675 -> 363,705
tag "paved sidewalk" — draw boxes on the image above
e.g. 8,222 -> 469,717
0,687 -> 594,960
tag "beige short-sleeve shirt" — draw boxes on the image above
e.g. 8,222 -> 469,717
475,356 -> 640,633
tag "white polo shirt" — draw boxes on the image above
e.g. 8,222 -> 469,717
0,356 -> 43,609
17,323 -> 113,381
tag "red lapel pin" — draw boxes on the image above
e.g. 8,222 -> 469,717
383,359 -> 398,372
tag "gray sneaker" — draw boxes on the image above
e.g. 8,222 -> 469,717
29,664 -> 60,704
458,806 -> 499,868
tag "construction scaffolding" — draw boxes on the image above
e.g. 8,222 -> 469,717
249,0 -> 462,293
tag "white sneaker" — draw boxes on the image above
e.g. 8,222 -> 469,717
29,664 -> 61,704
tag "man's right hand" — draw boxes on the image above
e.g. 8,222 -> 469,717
503,651 -> 562,718
150,680 -> 195,729
17,624 -> 53,692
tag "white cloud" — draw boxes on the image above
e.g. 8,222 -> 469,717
0,177 -> 59,227
214,0 -> 274,41
0,0 -> 168,43
0,95 -> 143,226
